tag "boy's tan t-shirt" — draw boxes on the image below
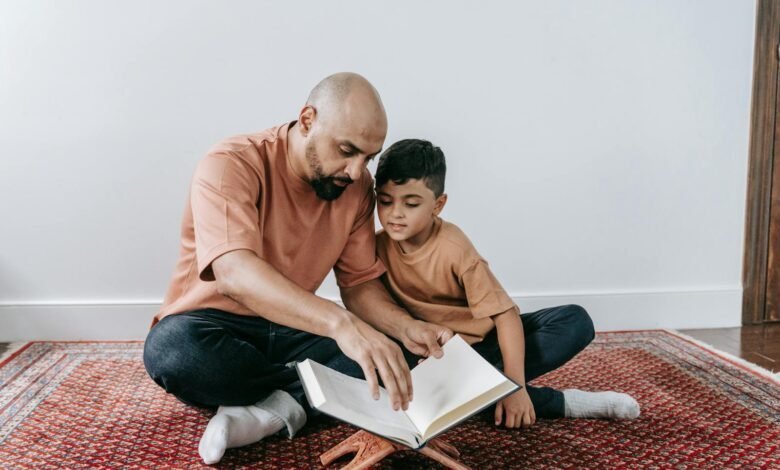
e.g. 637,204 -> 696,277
155,122 -> 385,325
376,217 -> 517,345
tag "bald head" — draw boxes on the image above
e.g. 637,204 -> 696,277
305,72 -> 387,129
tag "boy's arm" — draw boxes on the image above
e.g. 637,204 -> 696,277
494,306 -> 536,428
341,277 -> 454,359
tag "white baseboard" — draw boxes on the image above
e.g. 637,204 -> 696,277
0,303 -> 158,341
516,288 -> 742,331
0,288 -> 742,341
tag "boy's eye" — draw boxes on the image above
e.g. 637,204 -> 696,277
378,200 -> 391,206
406,204 -> 420,208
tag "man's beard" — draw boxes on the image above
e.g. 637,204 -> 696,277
306,143 -> 353,201
311,176 -> 351,201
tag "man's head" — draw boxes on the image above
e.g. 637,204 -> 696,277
291,72 -> 388,200
374,139 -> 448,246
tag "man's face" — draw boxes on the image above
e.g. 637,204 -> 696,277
304,137 -> 369,201
302,102 -> 386,200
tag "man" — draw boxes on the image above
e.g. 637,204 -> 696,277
143,73 -> 453,464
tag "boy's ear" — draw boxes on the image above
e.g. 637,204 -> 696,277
433,194 -> 448,216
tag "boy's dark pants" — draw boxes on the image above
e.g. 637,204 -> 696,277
143,304 -> 594,420
452,304 -> 595,419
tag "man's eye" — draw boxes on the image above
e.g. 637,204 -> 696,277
340,148 -> 354,156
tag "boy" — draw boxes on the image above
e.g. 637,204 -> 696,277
374,139 -> 640,428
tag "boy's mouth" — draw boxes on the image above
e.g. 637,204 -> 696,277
387,223 -> 406,231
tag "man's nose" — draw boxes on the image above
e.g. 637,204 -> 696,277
345,159 -> 363,182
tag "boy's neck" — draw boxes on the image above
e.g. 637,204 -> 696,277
398,217 -> 438,254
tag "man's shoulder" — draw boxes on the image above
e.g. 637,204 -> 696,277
375,228 -> 390,249
206,123 -> 286,158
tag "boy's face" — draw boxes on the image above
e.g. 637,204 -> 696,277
376,179 -> 447,248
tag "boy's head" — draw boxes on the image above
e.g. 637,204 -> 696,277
374,139 -> 448,246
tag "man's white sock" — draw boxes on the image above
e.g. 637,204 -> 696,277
198,405 -> 285,465
563,389 -> 641,419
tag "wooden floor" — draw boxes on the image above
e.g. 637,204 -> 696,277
678,323 -> 780,373
0,324 -> 778,373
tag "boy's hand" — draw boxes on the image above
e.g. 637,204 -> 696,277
401,319 -> 453,359
495,387 -> 535,429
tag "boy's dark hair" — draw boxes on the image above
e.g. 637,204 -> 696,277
375,139 -> 446,197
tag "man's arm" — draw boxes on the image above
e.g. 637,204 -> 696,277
340,277 -> 454,359
212,249 -> 412,411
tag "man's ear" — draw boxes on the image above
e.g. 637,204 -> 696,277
433,193 -> 448,216
298,105 -> 317,136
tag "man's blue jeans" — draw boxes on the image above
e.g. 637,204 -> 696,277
143,304 -> 594,421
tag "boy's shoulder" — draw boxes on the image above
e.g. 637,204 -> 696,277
436,219 -> 478,253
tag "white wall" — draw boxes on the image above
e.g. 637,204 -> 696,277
0,1 -> 756,340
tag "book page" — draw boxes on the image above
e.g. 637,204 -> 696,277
299,359 -> 419,445
404,335 -> 513,435
420,380 -> 517,441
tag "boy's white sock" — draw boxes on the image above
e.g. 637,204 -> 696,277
563,389 -> 640,419
198,405 -> 285,465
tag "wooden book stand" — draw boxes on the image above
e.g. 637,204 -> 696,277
320,430 -> 471,469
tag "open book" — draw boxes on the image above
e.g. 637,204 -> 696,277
296,335 -> 520,449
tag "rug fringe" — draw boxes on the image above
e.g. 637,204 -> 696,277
666,329 -> 779,384
0,342 -> 30,365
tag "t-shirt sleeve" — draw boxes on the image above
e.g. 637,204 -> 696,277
333,183 -> 386,288
461,259 -> 516,319
190,154 -> 262,281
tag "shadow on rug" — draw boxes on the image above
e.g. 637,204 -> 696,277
1,331 -> 777,469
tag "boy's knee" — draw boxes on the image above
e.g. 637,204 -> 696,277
561,304 -> 595,345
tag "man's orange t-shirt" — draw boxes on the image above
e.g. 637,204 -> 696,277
155,122 -> 386,325
376,217 -> 517,344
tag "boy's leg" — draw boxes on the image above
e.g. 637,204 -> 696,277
519,304 -> 595,381
471,304 -> 594,418
475,304 -> 638,420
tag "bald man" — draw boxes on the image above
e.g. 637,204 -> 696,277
143,73 -> 453,464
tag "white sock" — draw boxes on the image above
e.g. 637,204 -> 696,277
198,405 -> 285,465
563,389 -> 640,419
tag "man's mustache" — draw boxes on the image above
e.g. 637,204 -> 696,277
331,176 -> 353,185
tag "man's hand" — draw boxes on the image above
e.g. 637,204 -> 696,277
400,319 -> 454,359
495,387 -> 535,429
333,317 -> 413,411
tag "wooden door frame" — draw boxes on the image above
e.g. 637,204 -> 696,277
743,0 -> 780,324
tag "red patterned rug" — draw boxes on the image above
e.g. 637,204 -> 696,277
0,330 -> 778,469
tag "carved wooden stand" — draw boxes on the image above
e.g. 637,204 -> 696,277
320,430 -> 471,469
